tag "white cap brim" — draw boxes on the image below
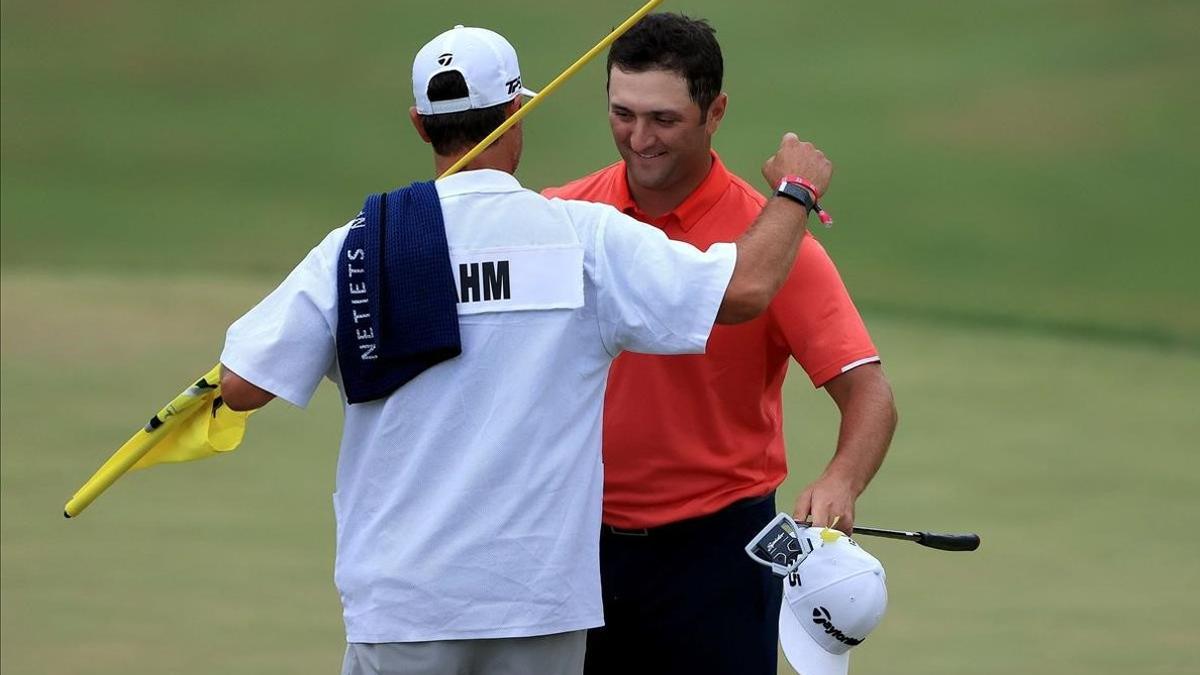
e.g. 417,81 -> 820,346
779,600 -> 850,675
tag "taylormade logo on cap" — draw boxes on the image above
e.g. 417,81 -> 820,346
412,25 -> 538,115
778,529 -> 888,675
810,606 -> 865,647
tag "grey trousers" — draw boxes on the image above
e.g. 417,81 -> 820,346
341,630 -> 587,675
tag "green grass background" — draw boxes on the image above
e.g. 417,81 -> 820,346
2,1 -> 1197,673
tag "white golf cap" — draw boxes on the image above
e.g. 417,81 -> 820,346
412,25 -> 538,114
779,528 -> 888,675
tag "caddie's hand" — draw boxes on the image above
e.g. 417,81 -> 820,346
762,132 -> 833,197
792,473 -> 857,534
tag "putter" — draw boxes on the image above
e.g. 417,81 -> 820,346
745,513 -> 815,576
798,521 -> 981,551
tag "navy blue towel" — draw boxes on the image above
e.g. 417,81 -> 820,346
336,181 -> 462,404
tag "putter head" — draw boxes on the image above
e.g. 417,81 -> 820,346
744,512 -> 815,577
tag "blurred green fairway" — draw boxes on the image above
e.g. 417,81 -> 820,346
3,1 -> 1198,673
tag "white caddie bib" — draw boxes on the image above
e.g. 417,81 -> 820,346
450,244 -> 584,315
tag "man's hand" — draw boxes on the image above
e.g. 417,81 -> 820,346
761,133 -> 833,197
793,473 -> 859,534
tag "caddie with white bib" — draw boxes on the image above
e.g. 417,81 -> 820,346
217,23 -> 837,675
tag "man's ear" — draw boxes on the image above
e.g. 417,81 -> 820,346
504,97 -> 522,127
410,106 -> 431,143
705,93 -> 728,134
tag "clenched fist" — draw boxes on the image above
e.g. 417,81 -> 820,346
762,133 -> 833,198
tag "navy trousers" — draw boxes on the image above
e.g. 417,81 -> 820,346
584,494 -> 782,675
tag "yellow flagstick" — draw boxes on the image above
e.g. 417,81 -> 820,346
65,0 -> 663,518
440,0 -> 665,178
63,365 -> 223,518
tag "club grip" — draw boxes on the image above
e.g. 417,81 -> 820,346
918,532 -> 980,551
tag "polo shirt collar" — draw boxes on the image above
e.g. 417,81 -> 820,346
613,150 -> 732,232
435,168 -> 524,196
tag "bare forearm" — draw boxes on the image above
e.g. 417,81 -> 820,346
220,365 -> 275,412
716,133 -> 832,324
823,368 -> 897,495
716,198 -> 808,323
793,365 -> 895,532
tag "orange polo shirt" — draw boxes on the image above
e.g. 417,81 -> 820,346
544,152 -> 879,528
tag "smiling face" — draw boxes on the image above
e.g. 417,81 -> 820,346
607,66 -> 727,207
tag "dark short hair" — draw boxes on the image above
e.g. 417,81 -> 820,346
419,71 -> 509,156
607,13 -> 724,119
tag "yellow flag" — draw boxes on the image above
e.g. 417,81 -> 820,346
65,364 -> 250,518
131,389 -> 251,469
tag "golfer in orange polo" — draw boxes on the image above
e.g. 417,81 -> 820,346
544,13 -> 898,675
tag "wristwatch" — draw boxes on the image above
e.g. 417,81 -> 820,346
775,177 -> 817,212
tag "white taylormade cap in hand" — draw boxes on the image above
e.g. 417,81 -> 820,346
779,527 -> 888,675
412,25 -> 539,114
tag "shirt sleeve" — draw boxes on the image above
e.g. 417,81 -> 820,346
220,228 -> 344,407
587,205 -> 736,356
770,233 -> 880,388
